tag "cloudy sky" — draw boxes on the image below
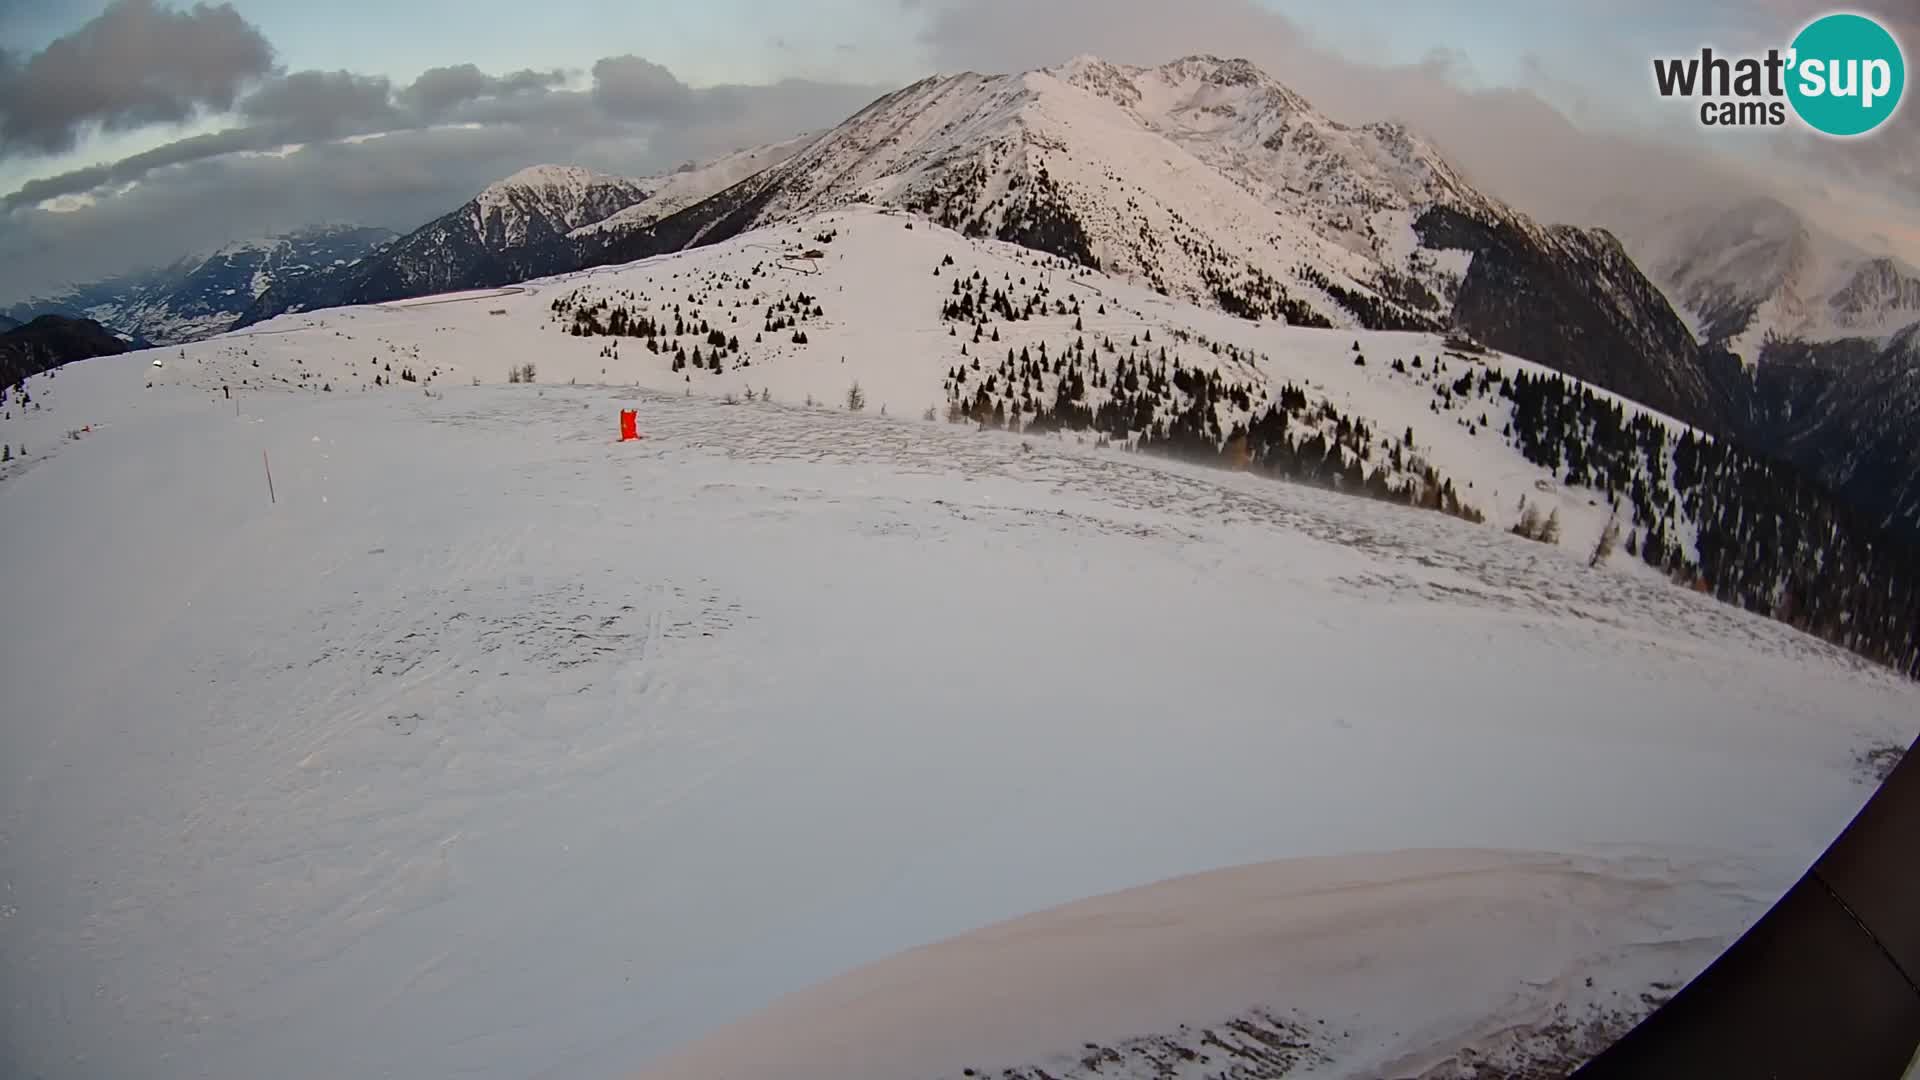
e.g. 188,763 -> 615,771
0,0 -> 1914,299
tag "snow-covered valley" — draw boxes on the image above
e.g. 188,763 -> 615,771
2,207 -> 1916,1079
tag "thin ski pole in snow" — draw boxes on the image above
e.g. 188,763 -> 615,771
263,450 -> 276,504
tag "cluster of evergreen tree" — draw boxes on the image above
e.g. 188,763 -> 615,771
548,284 -> 759,372
542,273 -> 831,384
1162,223 -> 1324,326
370,362 -> 420,387
941,333 -> 1482,524
915,162 -> 1099,268
1502,369 -> 1920,676
763,292 -> 823,335
913,159 -> 993,234
1294,264 -> 1442,333
551,288 -> 677,341
993,167 -> 1098,270
668,328 -> 745,374
939,265 -> 1082,328
1209,262 -> 1330,328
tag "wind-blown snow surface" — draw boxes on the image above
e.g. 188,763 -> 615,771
3,208 -> 1917,1079
637,849 -> 1772,1080
2,356 -> 1916,1079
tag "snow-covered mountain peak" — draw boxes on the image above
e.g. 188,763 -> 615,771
564,54 -> 1715,431
481,164 -> 627,201
464,164 -> 654,247
1051,54 -> 1311,124
1036,54 -> 1489,226
1830,256 -> 1920,325
1606,193 -> 1920,358
1049,54 -> 1142,103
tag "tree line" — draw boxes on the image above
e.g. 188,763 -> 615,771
1502,368 -> 1920,677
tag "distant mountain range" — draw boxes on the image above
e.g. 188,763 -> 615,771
1,144 -> 819,358
240,145 -> 815,325
1598,195 -> 1920,541
6,225 -> 397,346
241,166 -> 653,321
1604,195 -> 1920,359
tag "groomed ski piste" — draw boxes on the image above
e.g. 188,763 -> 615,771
2,206 -> 1915,1079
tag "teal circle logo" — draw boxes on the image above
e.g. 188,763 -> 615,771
1787,12 -> 1906,136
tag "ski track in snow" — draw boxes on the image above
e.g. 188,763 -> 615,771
2,378 -> 1916,1075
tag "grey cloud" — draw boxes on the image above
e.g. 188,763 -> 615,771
0,0 -> 275,157
438,86 -> 603,130
2,61 -> 577,210
915,0 -> 1305,76
4,126 -> 265,209
498,69 -> 570,95
2,52 -> 883,216
240,70 -> 399,138
640,78 -> 882,165
4,69 -> 404,210
592,54 -> 694,119
399,64 -> 568,118
0,123 -> 638,294
0,60 -> 891,297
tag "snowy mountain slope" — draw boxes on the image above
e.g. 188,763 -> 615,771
243,166 -> 657,316
587,56 -> 1724,435
1054,55 -> 1500,243
180,208 -> 1920,672
3,224 -> 396,345
469,164 -> 657,243
179,206 -> 1676,557
241,150 -> 825,327
601,59 -> 1453,326
3,315 -> 1915,1079
569,135 -> 818,240
1606,195 -> 1920,360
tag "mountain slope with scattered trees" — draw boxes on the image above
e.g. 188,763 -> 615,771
180,206 -> 1920,677
0,315 -> 131,387
586,55 -> 1728,445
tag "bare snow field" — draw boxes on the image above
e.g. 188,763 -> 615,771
2,206 -> 1916,1078
1,370 -> 1913,1079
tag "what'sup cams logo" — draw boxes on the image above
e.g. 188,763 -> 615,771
1653,11 -> 1906,136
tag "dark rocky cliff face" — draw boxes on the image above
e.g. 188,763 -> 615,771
1415,207 -> 1723,434
1744,327 -> 1920,541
